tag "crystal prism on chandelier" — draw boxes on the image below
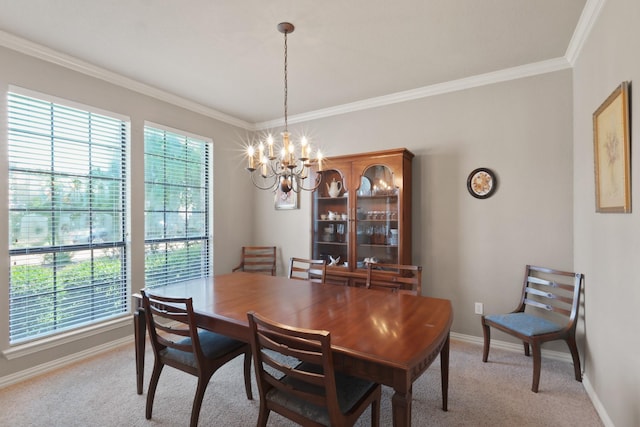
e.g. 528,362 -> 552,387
245,22 -> 323,193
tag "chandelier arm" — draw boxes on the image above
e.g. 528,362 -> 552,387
289,160 -> 305,176
290,171 -> 324,193
251,160 -> 277,181
266,159 -> 281,177
249,170 -> 280,192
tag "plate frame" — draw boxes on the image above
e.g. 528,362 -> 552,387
467,167 -> 497,199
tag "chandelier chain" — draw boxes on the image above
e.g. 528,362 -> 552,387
283,30 -> 288,132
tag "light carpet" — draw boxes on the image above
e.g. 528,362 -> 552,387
0,339 -> 602,426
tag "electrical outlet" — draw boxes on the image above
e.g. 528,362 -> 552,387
474,302 -> 483,315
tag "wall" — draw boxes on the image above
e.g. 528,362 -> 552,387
573,0 -> 640,425
0,46 -> 254,379
6,11 -> 632,424
256,70 -> 575,341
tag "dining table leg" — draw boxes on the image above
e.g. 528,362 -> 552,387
391,331 -> 449,426
440,332 -> 450,411
391,387 -> 412,427
133,307 -> 146,395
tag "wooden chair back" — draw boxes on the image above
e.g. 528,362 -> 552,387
143,291 -> 204,373
518,265 -> 582,323
247,311 -> 381,426
365,262 -> 422,295
481,265 -> 584,392
232,246 -> 276,275
142,290 -> 253,426
288,257 -> 327,283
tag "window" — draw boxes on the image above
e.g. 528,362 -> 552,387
144,124 -> 212,288
8,89 -> 129,344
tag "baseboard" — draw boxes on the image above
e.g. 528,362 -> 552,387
451,332 -> 576,363
452,332 -> 613,426
582,374 -> 615,427
0,336 -> 132,389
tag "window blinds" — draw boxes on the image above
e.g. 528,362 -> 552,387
143,125 -> 211,288
8,90 -> 129,343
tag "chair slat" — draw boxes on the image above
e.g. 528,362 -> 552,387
523,298 -> 553,311
525,287 -> 555,299
366,263 -> 422,295
232,246 -> 277,275
528,275 -> 575,292
527,276 -> 555,287
288,257 -> 327,283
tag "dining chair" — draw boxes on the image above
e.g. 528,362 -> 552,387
232,246 -> 277,276
247,311 -> 381,427
365,262 -> 422,295
481,265 -> 584,392
141,290 -> 253,427
288,257 -> 327,283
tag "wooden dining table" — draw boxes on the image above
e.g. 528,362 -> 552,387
132,272 -> 453,427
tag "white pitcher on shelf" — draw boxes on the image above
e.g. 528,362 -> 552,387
326,178 -> 342,198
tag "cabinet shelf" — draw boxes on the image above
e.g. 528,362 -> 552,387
317,196 -> 348,201
357,194 -> 398,200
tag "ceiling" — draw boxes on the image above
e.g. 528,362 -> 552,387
0,1 -> 587,127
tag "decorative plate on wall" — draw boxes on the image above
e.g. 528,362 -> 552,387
467,167 -> 497,199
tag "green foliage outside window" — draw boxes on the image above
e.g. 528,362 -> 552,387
10,254 -> 124,340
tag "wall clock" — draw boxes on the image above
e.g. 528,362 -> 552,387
467,167 -> 497,199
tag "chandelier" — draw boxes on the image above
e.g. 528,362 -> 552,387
245,22 -> 324,193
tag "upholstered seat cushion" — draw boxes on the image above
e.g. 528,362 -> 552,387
160,331 -> 245,367
485,312 -> 563,336
266,362 -> 375,425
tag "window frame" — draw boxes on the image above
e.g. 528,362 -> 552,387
5,86 -> 131,348
143,122 -> 214,289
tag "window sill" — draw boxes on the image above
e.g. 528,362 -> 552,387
2,315 -> 131,360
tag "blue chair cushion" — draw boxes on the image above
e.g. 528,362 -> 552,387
485,312 -> 562,336
266,362 -> 375,425
161,331 -> 245,367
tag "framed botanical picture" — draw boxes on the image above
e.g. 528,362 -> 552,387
274,186 -> 299,210
593,81 -> 631,213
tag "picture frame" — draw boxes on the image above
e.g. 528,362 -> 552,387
593,81 -> 631,213
467,167 -> 497,199
274,186 -> 299,210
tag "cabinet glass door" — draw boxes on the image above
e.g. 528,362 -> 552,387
355,165 -> 399,269
312,169 -> 349,267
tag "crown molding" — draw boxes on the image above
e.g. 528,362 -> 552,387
3,13 -> 596,133
565,0 -> 606,66
0,30 -> 253,130
255,57 -> 571,130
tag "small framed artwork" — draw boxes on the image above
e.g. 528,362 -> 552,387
467,167 -> 497,199
593,81 -> 631,213
274,186 -> 299,210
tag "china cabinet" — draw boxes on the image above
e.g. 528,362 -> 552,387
311,148 -> 414,286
